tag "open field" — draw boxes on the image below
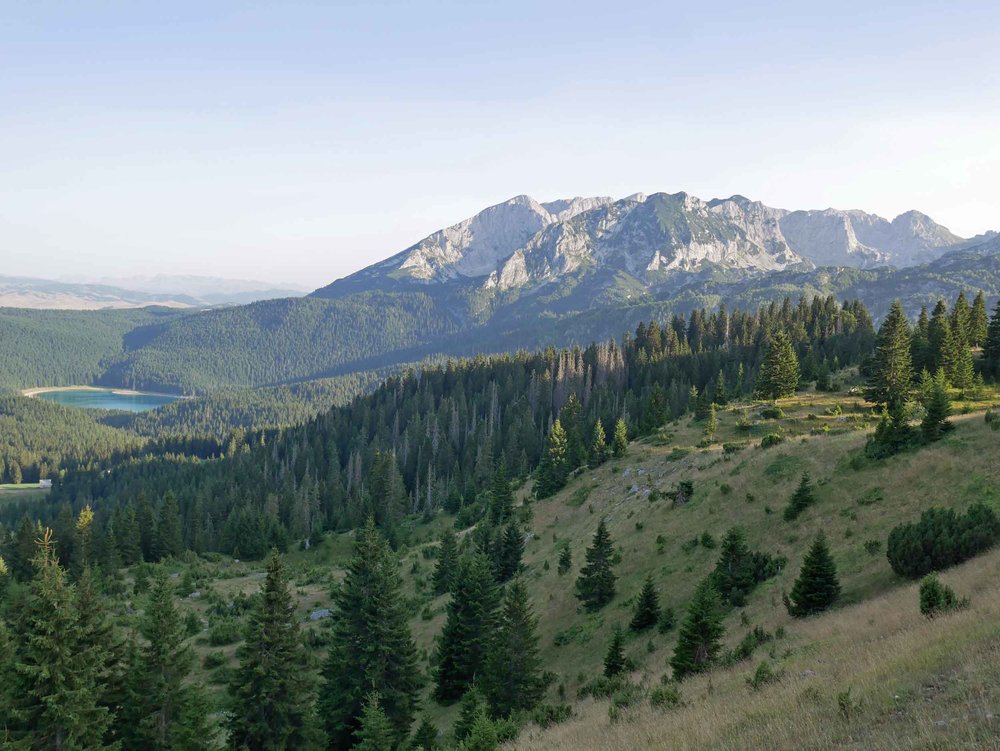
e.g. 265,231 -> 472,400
0,484 -> 49,503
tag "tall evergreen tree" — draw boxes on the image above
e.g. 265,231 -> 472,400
928,300 -> 957,377
7,529 -> 114,750
229,549 -> 318,750
575,518 -> 617,611
611,418 -> 628,458
866,300 -> 912,411
481,578 -> 544,717
970,291 -> 989,347
409,717 -> 439,751
588,419 -> 608,468
920,368 -> 953,442
629,575 -> 660,631
951,290 -> 972,346
986,299 -> 1000,377
783,473 -> 816,521
452,687 -> 488,744
711,527 -> 757,604
534,419 -> 570,499
9,513 -> 37,582
321,518 -> 421,749
155,491 -> 184,560
559,393 -> 587,470
557,546 -> 572,576
785,532 -> 841,617
493,523 -> 524,583
603,626 -> 627,678
353,694 -> 394,751
132,567 -> 213,751
670,578 -> 724,680
432,529 -> 459,596
754,331 -> 800,400
487,461 -> 514,526
434,553 -> 501,703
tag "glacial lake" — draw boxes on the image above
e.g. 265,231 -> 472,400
33,388 -> 181,413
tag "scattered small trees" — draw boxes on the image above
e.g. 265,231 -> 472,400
785,532 -> 840,617
575,519 -> 617,611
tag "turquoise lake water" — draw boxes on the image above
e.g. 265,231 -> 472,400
36,389 -> 181,413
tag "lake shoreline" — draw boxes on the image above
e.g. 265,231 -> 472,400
21,385 -> 188,399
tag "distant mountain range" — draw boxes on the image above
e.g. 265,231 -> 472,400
0,274 -> 307,310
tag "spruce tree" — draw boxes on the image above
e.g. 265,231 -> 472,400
432,529 -> 459,596
460,714 -> 499,751
714,369 -> 728,405
9,513 -> 37,581
229,549 -> 318,750
603,626 -> 627,678
557,546 -> 572,576
951,341 -> 976,391
670,578 -> 724,679
434,553 -> 501,703
970,291 -> 989,347
453,687 -> 488,744
704,402 -> 717,438
866,300 -> 912,411
783,473 -> 816,521
754,331 -> 800,400
920,368 -> 952,442
487,461 -> 514,526
7,529 -> 114,749
711,527 -> 756,604
410,717 -> 439,750
575,518 -> 617,611
588,419 -> 608,468
481,577 -> 544,717
156,491 -> 184,560
629,575 -> 660,631
134,567 -> 213,750
986,299 -> 1000,377
785,532 -> 841,617
534,419 -> 570,499
928,300 -> 956,376
951,290 -> 971,346
612,418 -> 628,458
321,518 -> 421,748
354,694 -> 394,751
493,523 -> 524,583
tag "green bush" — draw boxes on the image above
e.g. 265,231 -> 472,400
760,433 -> 785,449
887,504 -> 1000,578
918,573 -> 968,617
649,682 -> 682,709
760,406 -> 785,420
207,616 -> 243,646
531,704 -> 573,729
203,651 -> 227,670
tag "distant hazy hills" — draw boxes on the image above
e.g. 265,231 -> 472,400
0,273 -> 307,310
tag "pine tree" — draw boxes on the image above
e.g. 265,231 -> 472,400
785,532 -> 841,617
354,694 -> 394,751
970,291 -> 989,347
611,418 -> 628,458
534,419 -> 570,499
575,518 -> 617,611
783,473 -> 816,521
557,546 -> 572,575
920,368 -> 952,442
321,518 -> 421,748
229,549 -> 318,750
453,687 -> 488,744
432,529 -> 459,596
487,461 -> 514,525
481,577 -> 544,717
629,575 -> 660,631
670,578 -> 724,680
588,419 -> 608,468
986,299 -> 1000,378
410,717 -> 439,750
754,331 -> 800,400
866,300 -> 912,411
7,529 -> 115,749
493,523 -> 524,583
434,553 -> 501,703
603,626 -> 627,678
133,567 -> 214,750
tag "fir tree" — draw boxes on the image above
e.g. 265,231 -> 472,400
629,575 -> 660,631
920,368 -> 953,442
986,299 -> 1000,377
711,527 -> 757,605
434,553 -> 501,703
487,461 -> 514,526
704,403 -> 717,438
754,331 -> 800,400
534,419 -> 570,499
481,577 -> 545,717
644,383 -> 667,431
559,393 -> 588,470
951,341 -> 976,391
603,626 -> 627,678
410,717 -> 439,750
453,687 -> 488,744
866,300 -> 912,411
432,529 -> 459,596
133,567 -> 214,750
785,532 -> 841,617
460,714 -> 498,751
229,549 -> 318,750
9,513 -> 37,581
951,290 -> 972,346
575,518 -> 617,611
588,419 -> 608,468
928,300 -> 957,376
783,473 -> 816,521
670,578 -> 724,680
611,418 -> 628,458
970,291 -> 989,347
714,369 -> 728,406
354,694 -> 394,751
493,523 -> 524,583
156,491 -> 184,560
321,518 -> 421,748
557,546 -> 572,576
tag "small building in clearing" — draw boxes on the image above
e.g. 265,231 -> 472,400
39,479 -> 52,489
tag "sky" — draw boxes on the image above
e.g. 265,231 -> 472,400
2,1 -> 999,288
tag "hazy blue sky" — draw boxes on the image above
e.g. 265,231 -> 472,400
2,1 -> 999,287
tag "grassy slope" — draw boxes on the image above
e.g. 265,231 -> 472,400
165,382 -> 1000,748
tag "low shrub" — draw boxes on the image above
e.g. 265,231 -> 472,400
887,503 -> 1000,578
